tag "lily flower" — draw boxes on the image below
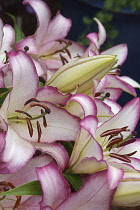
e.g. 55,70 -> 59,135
68,97 -> 140,190
15,0 -> 85,79
36,163 -> 116,210
0,50 -> 80,173
0,155 -> 54,209
0,19 -> 15,69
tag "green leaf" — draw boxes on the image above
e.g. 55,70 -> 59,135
6,13 -> 25,43
64,173 -> 83,191
0,181 -> 42,196
0,88 -> 12,106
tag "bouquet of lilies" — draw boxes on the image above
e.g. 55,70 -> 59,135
0,0 -> 139,209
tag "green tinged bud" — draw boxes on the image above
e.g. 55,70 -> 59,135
46,55 -> 117,93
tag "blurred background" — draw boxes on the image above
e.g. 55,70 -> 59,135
0,0 -> 139,131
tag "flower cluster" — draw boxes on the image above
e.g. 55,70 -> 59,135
0,0 -> 139,209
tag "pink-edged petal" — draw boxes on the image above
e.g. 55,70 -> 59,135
0,24 -> 15,52
15,36 -> 38,54
86,32 -> 99,49
31,56 -> 46,76
11,102 -> 80,143
71,157 -> 106,174
0,126 -> 35,173
103,98 -> 122,115
37,86 -> 72,106
57,171 -> 115,210
107,164 -> 124,189
103,87 -> 123,101
36,163 -> 71,209
0,155 -> 53,209
0,19 -> 3,49
33,142 -> 69,171
113,171 -> 140,207
102,44 -> 128,65
95,99 -> 114,123
7,50 -> 38,112
94,17 -> 106,47
96,97 -> 140,143
105,74 -> 137,96
23,0 -> 51,48
80,115 -> 98,139
44,12 -> 71,44
69,93 -> 97,117
119,76 -> 140,89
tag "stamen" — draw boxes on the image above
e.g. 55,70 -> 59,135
15,110 -> 32,118
24,98 -> 40,106
65,48 -> 72,58
60,54 -> 68,65
3,50 -> 9,64
26,118 -> 33,137
30,102 -> 51,114
95,92 -> 103,97
41,109 -> 47,127
3,186 -> 9,191
117,138 -> 136,147
24,46 -> 29,52
100,126 -> 129,137
109,153 -> 131,163
13,196 -> 22,210
36,121 -> 42,142
100,92 -> 110,101
124,151 -> 137,157
106,137 -> 123,148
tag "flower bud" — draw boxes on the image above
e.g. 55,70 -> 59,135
46,55 -> 117,93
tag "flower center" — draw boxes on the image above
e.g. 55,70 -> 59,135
100,126 -> 137,163
8,98 -> 51,142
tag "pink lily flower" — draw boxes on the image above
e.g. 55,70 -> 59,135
15,0 -> 85,79
36,163 -> 116,210
0,155 -> 54,209
0,50 -> 80,173
68,97 -> 140,190
0,19 -> 15,69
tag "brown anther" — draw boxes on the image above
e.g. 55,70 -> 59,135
24,46 -> 29,52
36,121 -> 42,142
65,48 -> 72,58
117,138 -> 136,148
100,126 -> 129,137
106,137 -> 123,148
124,151 -> 137,157
41,109 -> 47,127
109,153 -> 131,163
13,196 -> 22,210
95,92 -> 103,97
26,118 -> 33,137
3,185 -> 9,191
24,98 -> 40,106
60,54 -> 68,65
56,39 -> 67,45
30,102 -> 51,114
15,110 -> 32,118
3,50 -> 9,64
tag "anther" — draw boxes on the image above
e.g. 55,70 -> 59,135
109,153 -> 131,163
36,121 -> 42,142
26,118 -> 33,137
3,185 -> 9,191
117,138 -> 136,148
24,98 -> 40,106
95,92 -> 103,97
3,50 -> 9,64
41,109 -> 47,127
105,92 -> 110,98
30,103 -> 51,114
24,46 -> 29,52
60,54 -> 68,65
106,137 -> 123,149
100,126 -> 129,137
15,110 -> 32,118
